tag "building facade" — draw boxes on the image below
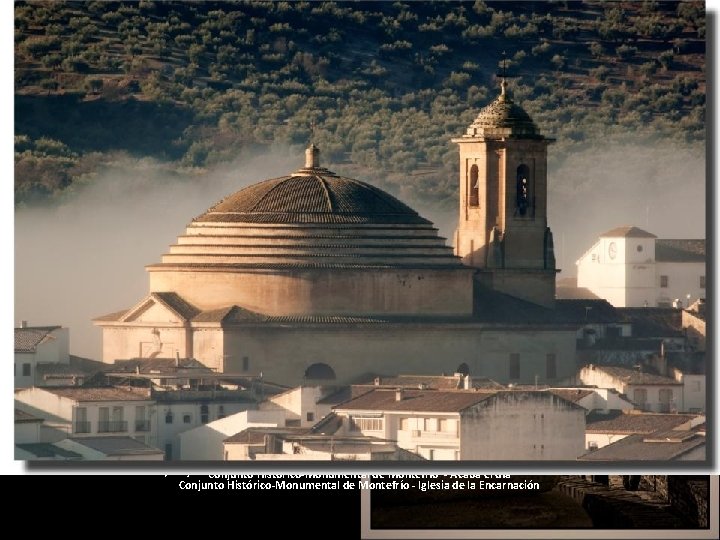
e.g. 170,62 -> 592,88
14,324 -> 70,388
333,388 -> 585,460
95,81 -> 583,387
576,226 -> 705,308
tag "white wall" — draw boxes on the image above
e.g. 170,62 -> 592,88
15,421 -> 41,444
179,409 -> 284,460
459,393 -> 585,460
157,400 -> 253,460
655,262 -> 705,306
585,432 -> 629,451
14,328 -> 70,388
675,372 -> 705,413
258,386 -> 332,427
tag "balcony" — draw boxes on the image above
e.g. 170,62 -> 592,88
135,420 -> 151,432
98,420 -> 128,433
74,421 -> 91,434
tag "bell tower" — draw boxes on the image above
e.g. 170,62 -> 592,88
453,77 -> 557,307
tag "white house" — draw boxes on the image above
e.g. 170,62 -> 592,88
578,365 -> 684,413
14,387 -> 157,445
178,385 -> 335,460
14,324 -> 70,388
332,388 -> 586,460
179,409 -> 284,460
576,226 -> 705,308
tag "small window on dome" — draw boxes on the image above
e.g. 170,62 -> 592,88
469,165 -> 479,207
637,245 -> 643,252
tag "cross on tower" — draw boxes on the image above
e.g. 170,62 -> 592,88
309,120 -> 316,145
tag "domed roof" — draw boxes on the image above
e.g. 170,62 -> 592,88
197,145 -> 429,226
155,146 -> 460,270
463,81 -> 542,139
197,172 -> 430,225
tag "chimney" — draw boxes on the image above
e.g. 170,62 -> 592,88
176,351 -> 180,367
20,320 -> 28,328
463,375 -> 471,389
374,377 -> 381,386
395,388 -> 403,402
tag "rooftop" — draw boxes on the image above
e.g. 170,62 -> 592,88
655,239 -> 705,262
14,326 -> 61,353
14,408 -> 43,423
333,388 -> 495,413
585,410 -> 698,434
617,308 -> 683,338
195,169 -> 431,226
548,388 -> 595,404
224,426 -> 308,445
16,443 -> 82,460
555,299 -> 621,324
40,386 -> 152,402
108,357 -> 211,374
599,226 -> 657,239
582,365 -> 682,385
70,436 -> 164,456
579,431 -> 705,461
461,81 -> 543,139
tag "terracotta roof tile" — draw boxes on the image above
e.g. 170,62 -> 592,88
14,327 -> 61,352
586,410 -> 698,433
600,226 -> 657,238
41,387 -> 152,402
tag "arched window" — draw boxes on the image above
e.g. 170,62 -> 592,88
304,363 -> 336,380
516,164 -> 530,216
456,363 -> 470,376
469,165 -> 479,207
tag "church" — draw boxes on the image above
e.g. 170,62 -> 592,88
94,79 -> 581,386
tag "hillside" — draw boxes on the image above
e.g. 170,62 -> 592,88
14,1 -> 705,206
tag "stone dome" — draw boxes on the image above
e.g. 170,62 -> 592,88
464,81 -> 542,139
151,147 -> 462,270
196,169 -> 430,225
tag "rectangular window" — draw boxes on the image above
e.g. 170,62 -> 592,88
242,356 -> 249,371
135,406 -> 150,432
633,388 -> 648,409
350,417 -> 383,431
22,363 -> 31,377
165,443 -> 173,461
509,353 -> 520,380
700,276 -> 705,289
165,412 -> 173,424
218,405 -> 225,419
658,388 -> 674,413
75,407 -> 90,434
546,353 -> 557,379
439,418 -> 458,435
183,414 -> 192,424
426,418 -> 439,432
306,412 -> 315,422
660,275 -> 669,288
